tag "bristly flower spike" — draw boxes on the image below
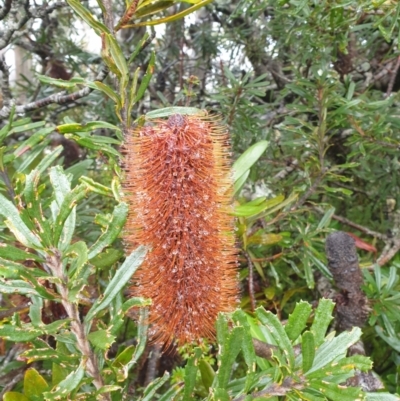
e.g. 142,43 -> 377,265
123,113 -> 238,349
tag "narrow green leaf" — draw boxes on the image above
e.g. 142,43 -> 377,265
141,372 -> 170,401
29,296 -> 43,327
285,301 -> 312,342
131,0 -> 213,26
13,127 -> 54,157
56,121 -> 121,134
256,307 -> 295,369
128,32 -> 151,64
53,184 -> 87,247
233,170 -> 250,195
128,67 -> 140,125
36,145 -> 63,174
310,298 -> 335,347
0,244 -> 43,262
0,193 -> 42,249
84,246 -> 147,323
88,202 -> 128,259
105,33 -> 129,81
182,348 -> 202,401
94,81 -> 122,106
317,207 -> 335,230
301,331 -> 315,373
232,140 -> 269,183
79,176 -> 113,197
36,74 -> 77,88
145,106 -> 206,119
66,0 -> 110,35
135,51 -> 155,103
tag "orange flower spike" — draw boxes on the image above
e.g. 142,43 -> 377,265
124,113 -> 238,348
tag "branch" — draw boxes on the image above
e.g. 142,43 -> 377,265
0,55 -> 12,107
0,64 -> 109,119
313,206 -> 386,240
45,251 -> 111,401
0,0 -> 12,21
0,0 -> 31,51
385,55 -> 400,98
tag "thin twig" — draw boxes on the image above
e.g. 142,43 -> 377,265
377,238 -> 400,266
385,55 -> 400,98
313,206 -> 386,240
244,251 -> 256,312
0,64 -> 108,119
291,169 -> 326,211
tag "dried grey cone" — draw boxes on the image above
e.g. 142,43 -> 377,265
325,231 -> 384,392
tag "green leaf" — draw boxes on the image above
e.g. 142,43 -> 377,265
0,193 -> 43,249
233,170 -> 250,195
310,298 -> 334,347
87,329 -> 116,350
29,296 -> 43,327
128,32 -> 151,64
365,393 -> 400,401
36,145 -> 63,174
79,176 -> 113,197
256,307 -> 295,369
88,203 -> 128,259
90,248 -> 123,269
141,372 -> 170,401
105,33 -> 129,83
199,359 -> 215,391
13,127 -> 54,157
135,51 -> 155,103
308,380 -> 363,401
56,121 -> 122,134
317,207 -> 335,230
36,74 -> 77,88
182,348 -> 202,401
43,363 -> 84,400
0,244 -> 42,262
301,331 -> 315,373
307,327 -> 362,374
215,326 -> 244,388
132,0 -> 213,26
232,140 -> 269,183
93,81 -> 122,107
53,184 -> 87,248
23,368 -> 49,398
306,355 -> 371,380
3,393 -> 31,401
66,0 -> 110,35
285,301 -> 312,342
145,106 -> 206,119
84,245 -> 147,323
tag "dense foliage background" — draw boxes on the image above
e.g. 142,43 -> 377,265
0,0 -> 400,400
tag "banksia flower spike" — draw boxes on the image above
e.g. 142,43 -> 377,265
123,113 -> 238,348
